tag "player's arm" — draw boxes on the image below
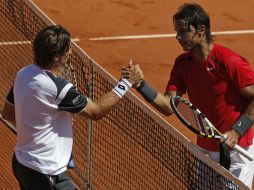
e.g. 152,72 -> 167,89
135,80 -> 180,116
151,91 -> 175,116
82,91 -> 124,120
81,63 -> 143,120
2,87 -> 15,124
235,84 -> 254,130
121,65 -> 180,116
240,84 -> 254,120
59,63 -> 142,120
225,84 -> 254,147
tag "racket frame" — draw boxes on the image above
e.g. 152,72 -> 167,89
170,96 -> 254,161
170,96 -> 219,139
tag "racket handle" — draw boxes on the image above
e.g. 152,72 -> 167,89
234,144 -> 254,161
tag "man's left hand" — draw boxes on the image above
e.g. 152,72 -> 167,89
223,129 -> 240,148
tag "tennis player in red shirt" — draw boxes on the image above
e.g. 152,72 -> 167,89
123,3 -> 254,188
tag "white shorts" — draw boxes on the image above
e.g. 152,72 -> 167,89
199,139 -> 254,189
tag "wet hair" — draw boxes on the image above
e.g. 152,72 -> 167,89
33,25 -> 71,69
173,3 -> 213,43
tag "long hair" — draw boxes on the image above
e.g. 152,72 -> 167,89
173,3 -> 213,44
33,25 -> 71,69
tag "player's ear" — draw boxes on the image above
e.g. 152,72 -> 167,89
54,56 -> 59,62
198,25 -> 206,37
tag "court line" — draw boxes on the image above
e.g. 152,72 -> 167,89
0,38 -> 80,46
1,30 -> 254,45
0,40 -> 32,46
89,29 -> 254,41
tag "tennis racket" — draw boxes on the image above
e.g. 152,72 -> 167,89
170,96 -> 254,161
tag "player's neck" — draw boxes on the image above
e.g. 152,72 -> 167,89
47,61 -> 63,76
192,42 -> 213,62
48,67 -> 58,75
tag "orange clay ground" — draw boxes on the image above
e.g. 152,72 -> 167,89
1,0 -> 254,189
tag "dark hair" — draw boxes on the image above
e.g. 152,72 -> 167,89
173,3 -> 213,43
33,25 -> 71,69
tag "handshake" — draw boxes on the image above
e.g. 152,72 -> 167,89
120,60 -> 143,88
116,60 -> 157,103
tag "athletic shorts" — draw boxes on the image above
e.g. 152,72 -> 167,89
199,139 -> 254,189
12,154 -> 76,190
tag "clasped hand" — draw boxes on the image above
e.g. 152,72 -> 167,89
121,60 -> 143,87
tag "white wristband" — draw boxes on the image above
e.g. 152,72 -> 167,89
112,78 -> 132,98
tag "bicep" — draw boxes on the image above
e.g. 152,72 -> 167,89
58,86 -> 87,113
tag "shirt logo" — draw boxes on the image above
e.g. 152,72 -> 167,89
118,84 -> 125,91
207,66 -> 215,71
72,95 -> 80,104
238,121 -> 241,126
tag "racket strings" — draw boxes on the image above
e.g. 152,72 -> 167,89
194,111 -> 214,137
174,100 -> 201,132
172,97 -> 215,137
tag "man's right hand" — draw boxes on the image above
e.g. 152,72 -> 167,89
121,60 -> 143,88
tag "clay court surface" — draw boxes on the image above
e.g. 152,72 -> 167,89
1,0 -> 254,189
32,0 -> 254,141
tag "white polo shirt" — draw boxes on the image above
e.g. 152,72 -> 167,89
7,64 -> 87,175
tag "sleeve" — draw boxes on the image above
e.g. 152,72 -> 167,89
166,59 -> 186,94
226,55 -> 254,89
6,86 -> 14,104
58,86 -> 88,113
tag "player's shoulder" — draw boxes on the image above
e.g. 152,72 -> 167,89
45,71 -> 73,99
213,44 -> 247,63
16,64 -> 34,76
213,44 -> 241,58
175,52 -> 193,65
45,71 -> 69,87
45,71 -> 72,90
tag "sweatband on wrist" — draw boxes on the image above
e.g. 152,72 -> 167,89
136,80 -> 157,102
232,114 -> 253,137
112,78 -> 132,98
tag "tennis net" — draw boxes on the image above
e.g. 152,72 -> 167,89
0,0 -> 249,189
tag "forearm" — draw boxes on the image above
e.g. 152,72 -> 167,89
136,80 -> 174,116
92,91 -> 121,120
231,98 -> 254,137
83,79 -> 131,120
225,92 -> 254,147
151,93 -> 174,116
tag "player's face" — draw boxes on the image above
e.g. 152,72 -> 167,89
174,20 -> 199,51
